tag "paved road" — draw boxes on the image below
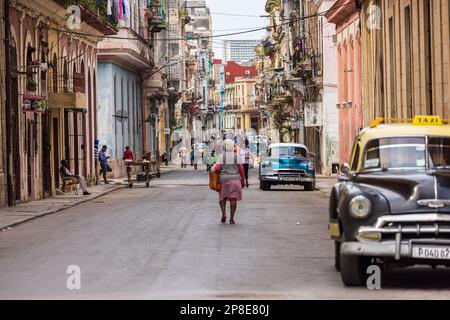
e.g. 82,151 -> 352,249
0,168 -> 449,299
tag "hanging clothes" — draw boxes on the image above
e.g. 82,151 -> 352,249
107,0 -> 112,15
112,0 -> 119,17
118,0 -> 123,20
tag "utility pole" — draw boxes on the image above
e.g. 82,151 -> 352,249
4,0 -> 14,206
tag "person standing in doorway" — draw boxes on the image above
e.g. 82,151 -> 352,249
99,145 -> 110,184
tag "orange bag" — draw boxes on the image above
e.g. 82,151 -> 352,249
209,171 -> 221,192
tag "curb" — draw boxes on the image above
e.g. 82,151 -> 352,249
0,169 -> 175,231
0,185 -> 123,232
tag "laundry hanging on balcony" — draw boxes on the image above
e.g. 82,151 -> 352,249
107,0 -> 112,15
112,0 -> 119,17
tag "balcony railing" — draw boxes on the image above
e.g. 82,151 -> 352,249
47,68 -> 87,110
57,0 -> 118,35
146,0 -> 167,33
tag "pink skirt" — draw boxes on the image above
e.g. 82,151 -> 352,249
219,179 -> 243,201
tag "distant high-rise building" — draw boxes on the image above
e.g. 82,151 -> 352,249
222,40 -> 260,63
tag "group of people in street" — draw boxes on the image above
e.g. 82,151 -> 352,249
59,134 -> 252,225
59,143 -> 135,195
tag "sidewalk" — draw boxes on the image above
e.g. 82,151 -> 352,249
315,175 -> 338,198
0,166 -> 175,231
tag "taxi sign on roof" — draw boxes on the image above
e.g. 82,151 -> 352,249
412,115 -> 442,126
370,115 -> 446,128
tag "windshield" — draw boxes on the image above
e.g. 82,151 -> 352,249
363,137 -> 426,170
270,147 -> 307,158
429,137 -> 450,169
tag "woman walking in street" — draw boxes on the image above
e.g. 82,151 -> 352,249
213,139 -> 245,224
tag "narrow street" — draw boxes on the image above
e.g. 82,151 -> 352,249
0,168 -> 449,300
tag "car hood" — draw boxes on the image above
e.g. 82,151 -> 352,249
355,172 -> 450,214
270,156 -> 312,171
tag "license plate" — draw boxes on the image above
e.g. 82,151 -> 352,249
280,176 -> 298,181
411,245 -> 450,260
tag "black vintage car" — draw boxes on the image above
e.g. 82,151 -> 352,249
330,116 -> 450,286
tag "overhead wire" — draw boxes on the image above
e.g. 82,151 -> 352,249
47,1 -> 356,43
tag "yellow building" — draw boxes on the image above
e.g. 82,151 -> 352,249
361,0 -> 450,123
225,77 -> 258,132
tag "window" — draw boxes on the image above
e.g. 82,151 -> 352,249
351,143 -> 360,171
363,137 -> 426,170
270,147 -> 307,158
404,6 -> 413,118
428,137 -> 450,169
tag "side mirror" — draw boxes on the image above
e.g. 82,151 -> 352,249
341,163 -> 350,175
338,163 -> 352,182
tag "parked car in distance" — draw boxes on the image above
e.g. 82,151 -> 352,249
330,115 -> 450,286
259,143 -> 316,191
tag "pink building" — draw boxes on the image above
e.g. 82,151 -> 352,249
326,0 -> 363,165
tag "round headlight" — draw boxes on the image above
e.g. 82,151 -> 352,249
349,195 -> 372,219
308,163 -> 315,171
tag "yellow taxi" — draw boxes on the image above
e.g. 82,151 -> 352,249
329,116 -> 450,286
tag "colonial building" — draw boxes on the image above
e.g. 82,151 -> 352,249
3,0 -> 117,207
224,77 -> 258,133
0,0 -> 6,206
96,0 -> 152,178
258,0 -> 340,174
375,0 -> 449,120
222,60 -> 258,132
326,0 -> 363,165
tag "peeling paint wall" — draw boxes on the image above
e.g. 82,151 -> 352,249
97,62 -> 143,178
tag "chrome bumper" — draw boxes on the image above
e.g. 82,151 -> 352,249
342,239 -> 450,259
343,213 -> 450,260
260,175 -> 314,183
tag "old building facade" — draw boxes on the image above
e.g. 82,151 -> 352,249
0,0 -> 6,206
2,0 -> 117,207
376,0 -> 449,120
326,0 -> 363,165
96,0 -> 151,178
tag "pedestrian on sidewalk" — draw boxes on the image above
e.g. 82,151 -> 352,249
94,139 -> 100,185
212,139 -> 245,225
60,160 -> 91,195
99,145 -> 111,184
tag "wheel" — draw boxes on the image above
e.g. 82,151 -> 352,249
304,181 -> 315,191
157,172 -> 161,178
260,180 -> 271,191
340,253 -> 371,287
129,183 -> 133,188
146,182 -> 150,188
334,241 -> 341,271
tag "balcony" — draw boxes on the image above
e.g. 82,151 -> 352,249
54,0 -> 118,35
145,1 -> 167,33
97,28 -> 154,69
312,54 -> 323,82
47,69 -> 87,110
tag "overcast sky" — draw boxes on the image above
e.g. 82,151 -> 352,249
206,0 -> 268,60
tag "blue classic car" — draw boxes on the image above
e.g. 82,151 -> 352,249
259,143 -> 316,191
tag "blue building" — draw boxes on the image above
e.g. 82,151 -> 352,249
96,3 -> 154,178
